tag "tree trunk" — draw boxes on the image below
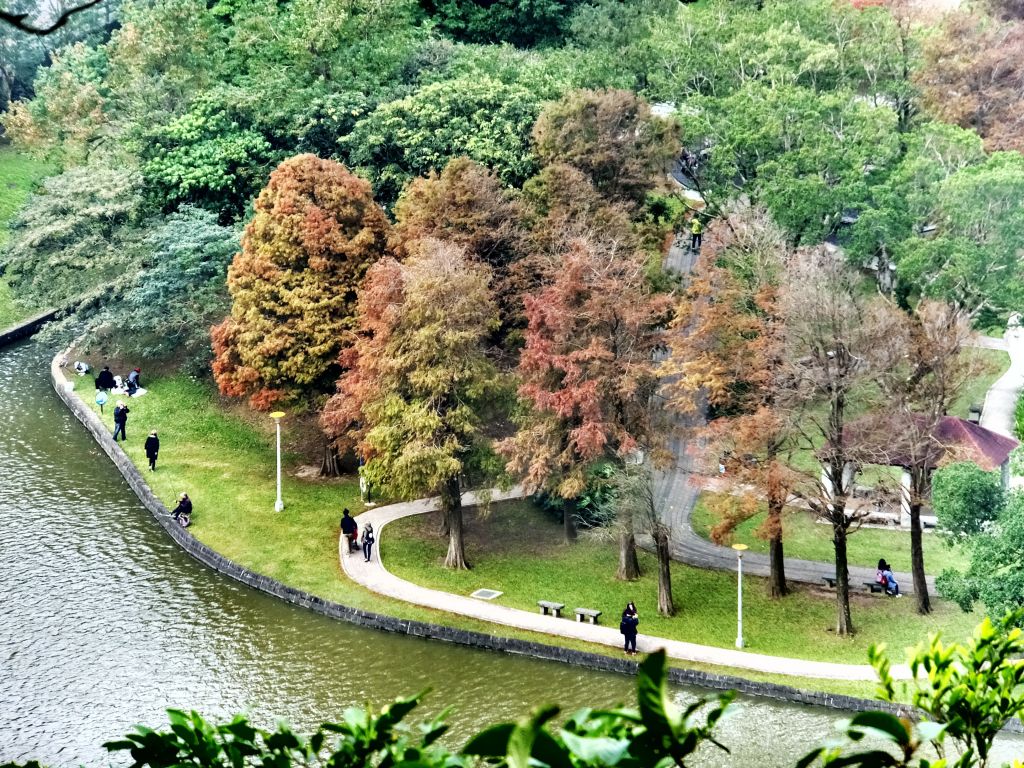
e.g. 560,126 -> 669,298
441,476 -> 469,570
766,493 -> 788,598
563,498 -> 578,543
833,524 -> 854,636
319,442 -> 342,477
655,527 -> 675,617
616,509 -> 641,581
910,501 -> 930,614
768,535 -> 787,598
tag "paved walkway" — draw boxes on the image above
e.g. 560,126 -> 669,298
980,327 -> 1024,439
342,489 -> 912,681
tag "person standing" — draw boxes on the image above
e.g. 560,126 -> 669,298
340,508 -> 358,552
690,217 -> 703,252
112,401 -> 130,441
361,523 -> 375,563
144,430 -> 160,471
620,602 -> 639,655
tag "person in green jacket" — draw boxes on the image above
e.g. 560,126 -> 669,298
690,217 -> 703,251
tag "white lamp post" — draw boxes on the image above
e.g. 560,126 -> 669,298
270,411 -> 285,512
732,543 -> 748,648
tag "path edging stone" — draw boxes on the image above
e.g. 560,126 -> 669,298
49,350 -> 914,718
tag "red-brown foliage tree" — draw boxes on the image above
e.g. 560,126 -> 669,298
501,234 -> 672,555
916,12 -> 1024,152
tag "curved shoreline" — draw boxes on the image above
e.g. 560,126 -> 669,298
46,345 -> 905,715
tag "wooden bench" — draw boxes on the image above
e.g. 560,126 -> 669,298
822,575 -> 837,588
538,600 -> 565,618
863,581 -> 885,594
575,607 -> 602,624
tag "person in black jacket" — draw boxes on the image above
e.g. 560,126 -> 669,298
171,493 -> 192,526
96,366 -> 116,391
620,602 -> 639,655
144,430 -> 159,471
340,508 -> 358,552
112,401 -> 130,441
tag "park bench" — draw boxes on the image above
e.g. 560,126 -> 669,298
538,600 -> 565,618
822,575 -> 837,588
863,581 -> 885,594
574,607 -> 602,625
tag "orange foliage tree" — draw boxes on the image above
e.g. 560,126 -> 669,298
211,154 -> 391,410
665,204 -> 794,598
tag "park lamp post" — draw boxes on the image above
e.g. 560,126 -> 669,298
270,411 -> 285,512
732,543 -> 748,649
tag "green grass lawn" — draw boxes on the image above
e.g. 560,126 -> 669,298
61,370 -> 981,696
384,500 -> 981,667
690,493 -> 971,575
0,146 -> 53,328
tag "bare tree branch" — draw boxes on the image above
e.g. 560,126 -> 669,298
1,0 -> 103,35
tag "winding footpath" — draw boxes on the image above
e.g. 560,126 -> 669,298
342,241 -> 1021,683
342,491 -> 911,682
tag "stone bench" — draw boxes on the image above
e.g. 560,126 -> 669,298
863,581 -> 885,594
538,600 -> 565,618
574,607 -> 602,624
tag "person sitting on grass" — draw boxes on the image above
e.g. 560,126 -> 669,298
876,558 -> 900,597
172,492 -> 192,527
96,366 -> 116,391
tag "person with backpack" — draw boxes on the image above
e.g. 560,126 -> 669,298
361,523 -> 375,563
620,602 -> 639,655
876,558 -> 901,597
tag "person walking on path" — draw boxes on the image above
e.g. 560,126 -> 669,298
172,492 -> 192,527
361,523 -> 375,562
112,401 -> 130,442
620,602 -> 639,655
144,430 -> 160,471
340,508 -> 358,553
690,217 -> 703,252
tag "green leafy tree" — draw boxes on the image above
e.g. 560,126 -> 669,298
326,240 -> 502,569
1,164 -> 145,309
692,82 -> 899,243
97,206 -> 239,370
141,89 -> 280,220
419,0 -> 587,46
937,492 -> 1024,615
211,154 -> 391,410
343,76 -> 540,205
897,151 -> 1024,318
931,461 -> 1004,541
